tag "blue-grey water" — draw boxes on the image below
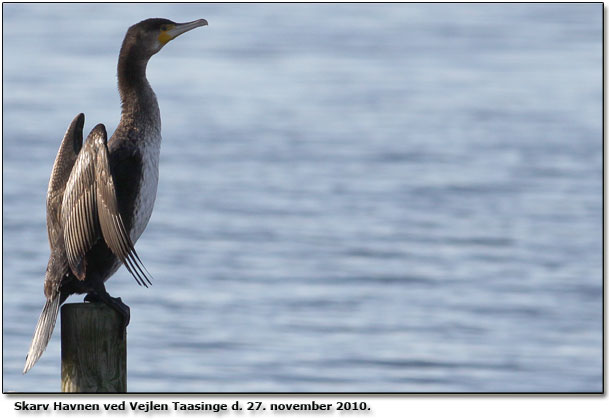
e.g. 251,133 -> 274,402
2,3 -> 602,392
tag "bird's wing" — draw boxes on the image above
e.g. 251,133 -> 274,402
61,124 -> 151,286
93,132 -> 151,286
46,113 -> 84,246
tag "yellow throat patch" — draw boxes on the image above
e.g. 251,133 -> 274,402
158,27 -> 174,45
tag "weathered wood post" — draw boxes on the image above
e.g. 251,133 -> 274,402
61,303 -> 126,392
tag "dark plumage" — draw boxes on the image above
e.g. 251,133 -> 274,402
24,17 -> 207,374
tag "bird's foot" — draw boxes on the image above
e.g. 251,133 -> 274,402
110,297 -> 130,331
84,292 -> 101,303
106,296 -> 129,339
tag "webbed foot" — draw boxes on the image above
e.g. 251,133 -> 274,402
84,292 -> 101,303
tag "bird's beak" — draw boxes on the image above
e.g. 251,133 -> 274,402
166,19 -> 208,41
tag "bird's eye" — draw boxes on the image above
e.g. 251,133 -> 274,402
160,25 -> 168,32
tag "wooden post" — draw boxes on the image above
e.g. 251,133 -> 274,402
61,303 -> 126,392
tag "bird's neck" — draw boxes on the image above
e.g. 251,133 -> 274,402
117,46 -> 160,125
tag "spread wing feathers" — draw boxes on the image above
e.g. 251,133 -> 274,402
61,123 -> 151,287
46,113 -> 84,246
94,143 -> 151,287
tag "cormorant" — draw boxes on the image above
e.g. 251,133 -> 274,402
23,17 -> 208,374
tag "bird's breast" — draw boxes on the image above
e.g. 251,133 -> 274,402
130,136 -> 160,243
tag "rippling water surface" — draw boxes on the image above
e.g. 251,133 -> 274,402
2,3 -> 602,392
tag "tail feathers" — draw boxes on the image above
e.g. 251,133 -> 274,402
23,294 -> 61,374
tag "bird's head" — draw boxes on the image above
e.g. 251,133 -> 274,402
123,18 -> 208,58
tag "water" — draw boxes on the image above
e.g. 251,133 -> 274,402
2,3 -> 602,392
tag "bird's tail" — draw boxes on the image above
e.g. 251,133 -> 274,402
23,293 -> 61,374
